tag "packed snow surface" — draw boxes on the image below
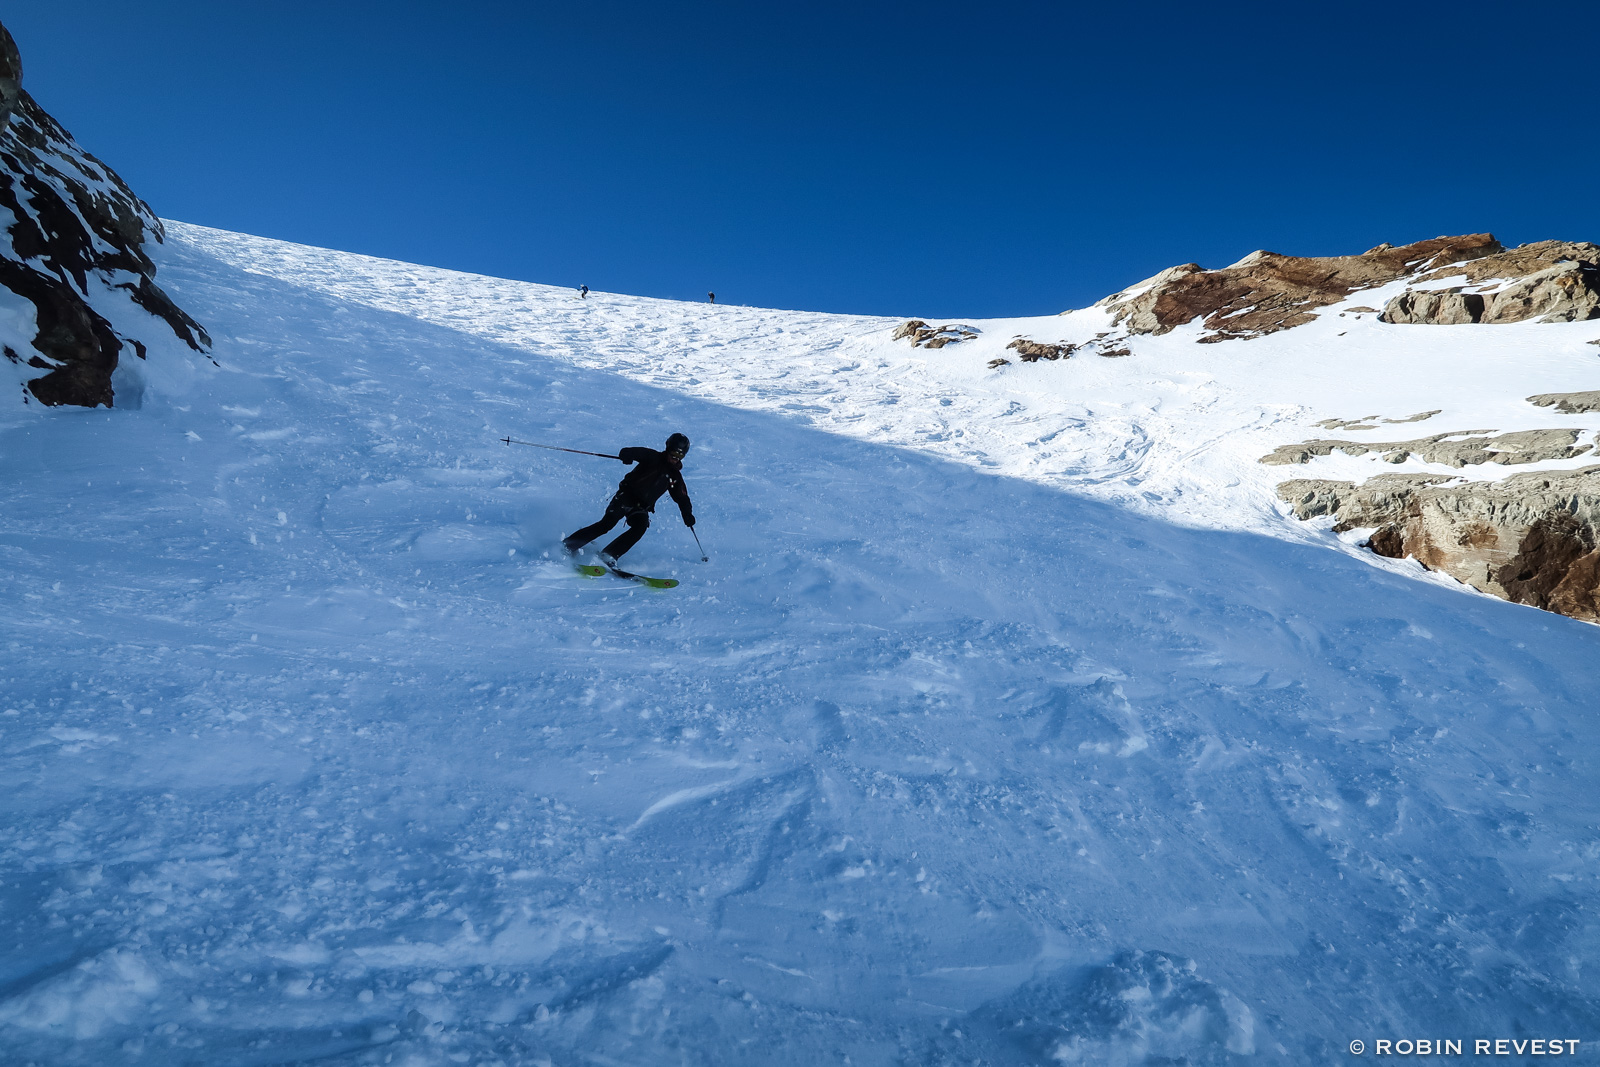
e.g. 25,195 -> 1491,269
2,224 -> 1598,1065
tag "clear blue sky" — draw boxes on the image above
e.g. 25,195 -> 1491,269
8,1 -> 1597,317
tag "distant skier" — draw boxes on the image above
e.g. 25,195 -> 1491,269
562,433 -> 695,565
708,292 -> 715,304
579,284 -> 589,299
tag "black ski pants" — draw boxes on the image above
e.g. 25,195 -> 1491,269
563,497 -> 650,560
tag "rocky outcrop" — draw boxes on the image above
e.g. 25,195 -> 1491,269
1480,261 -> 1600,323
1092,234 -> 1501,342
1414,239 -> 1600,287
1380,242 -> 1600,326
1314,411 -> 1440,431
1006,338 -> 1075,362
0,24 -> 19,131
1278,469 -> 1600,622
1089,233 -> 1600,340
893,320 -> 978,349
997,335 -> 1130,363
1380,290 -> 1486,325
1528,391 -> 1600,415
0,19 -> 209,408
1260,428 -> 1591,468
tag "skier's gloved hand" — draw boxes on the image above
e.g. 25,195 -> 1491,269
683,511 -> 696,528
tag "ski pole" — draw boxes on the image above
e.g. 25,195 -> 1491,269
501,436 -> 620,460
690,526 -> 709,562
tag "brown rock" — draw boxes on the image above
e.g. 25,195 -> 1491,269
1090,233 -> 1600,339
1090,263 -> 1202,334
1093,234 -> 1501,342
1006,338 -> 1075,362
1366,523 -> 1407,558
892,320 -> 978,349
1415,239 -> 1600,286
1277,468 -> 1600,621
1380,242 -> 1600,326
1497,511 -> 1600,618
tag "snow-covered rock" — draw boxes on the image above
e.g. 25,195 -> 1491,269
1260,427 -> 1591,468
0,19 -> 209,408
1004,337 -> 1076,362
892,319 -> 979,349
1085,228 -> 1600,617
1092,232 -> 1600,341
1092,233 -> 1501,342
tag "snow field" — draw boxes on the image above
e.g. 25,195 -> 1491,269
0,229 -> 1596,1065
166,224 -> 1600,533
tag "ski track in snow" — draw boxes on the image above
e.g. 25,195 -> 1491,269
0,224 -> 1597,1065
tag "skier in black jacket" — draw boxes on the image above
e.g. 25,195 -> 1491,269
562,433 -> 695,565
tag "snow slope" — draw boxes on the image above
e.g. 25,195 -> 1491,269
2,225 -> 1598,1066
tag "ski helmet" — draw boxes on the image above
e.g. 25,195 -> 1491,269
665,432 -> 690,458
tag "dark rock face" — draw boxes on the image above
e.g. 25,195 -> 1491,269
1496,511 -> 1600,617
0,24 -> 20,130
0,19 -> 209,408
1277,469 -> 1600,622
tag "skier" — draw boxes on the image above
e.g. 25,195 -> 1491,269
708,291 -> 715,304
579,284 -> 589,299
562,433 -> 695,566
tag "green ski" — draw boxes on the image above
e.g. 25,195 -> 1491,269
576,563 -> 678,589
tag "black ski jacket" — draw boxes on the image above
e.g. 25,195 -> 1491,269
614,447 -> 694,523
